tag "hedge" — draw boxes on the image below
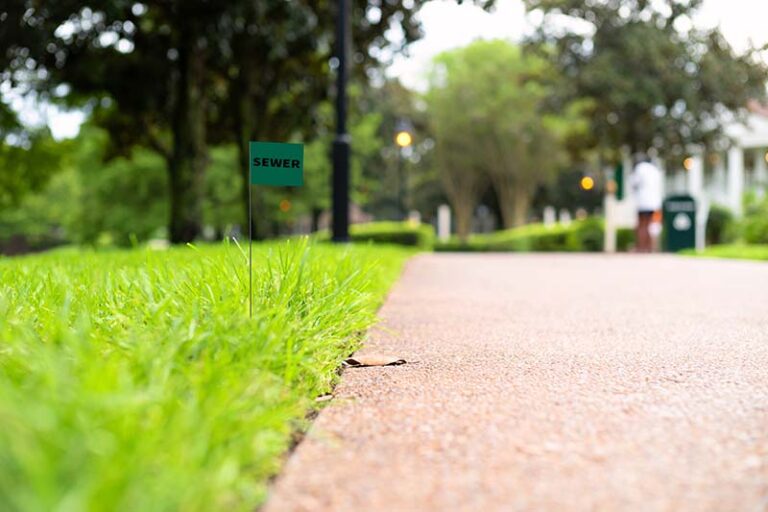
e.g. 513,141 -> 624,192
617,228 -> 635,252
349,221 -> 435,249
435,218 -> 605,252
315,219 -> 642,253
315,221 -> 436,249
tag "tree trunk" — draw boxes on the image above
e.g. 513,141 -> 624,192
442,173 -> 481,243
311,208 -> 322,233
169,34 -> 206,244
512,186 -> 531,227
493,176 -> 518,229
452,199 -> 473,243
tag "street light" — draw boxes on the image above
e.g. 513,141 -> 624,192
395,130 -> 413,148
394,119 -> 413,220
580,176 -> 595,191
331,0 -> 350,242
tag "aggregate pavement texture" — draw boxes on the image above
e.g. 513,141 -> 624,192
264,254 -> 768,512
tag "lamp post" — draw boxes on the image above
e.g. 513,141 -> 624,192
331,0 -> 350,242
580,175 -> 595,191
394,119 -> 413,220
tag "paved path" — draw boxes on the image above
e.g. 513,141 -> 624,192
265,254 -> 768,511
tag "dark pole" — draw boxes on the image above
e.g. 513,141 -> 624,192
398,150 -> 405,220
331,0 -> 350,242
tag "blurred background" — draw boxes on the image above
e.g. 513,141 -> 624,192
1,0 -> 768,254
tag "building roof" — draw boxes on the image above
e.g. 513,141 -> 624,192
725,100 -> 768,148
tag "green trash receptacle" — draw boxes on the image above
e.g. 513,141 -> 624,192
663,194 -> 696,252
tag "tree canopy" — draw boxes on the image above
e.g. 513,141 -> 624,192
1,0 -> 469,242
426,40 -> 587,238
524,0 -> 768,160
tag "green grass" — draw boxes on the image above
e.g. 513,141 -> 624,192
681,244 -> 768,261
0,239 -> 412,511
435,218 -> 604,252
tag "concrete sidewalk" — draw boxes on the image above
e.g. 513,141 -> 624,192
265,254 -> 768,511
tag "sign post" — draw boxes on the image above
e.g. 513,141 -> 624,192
248,141 -> 304,316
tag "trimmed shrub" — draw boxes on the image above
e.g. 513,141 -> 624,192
617,228 -> 635,252
739,196 -> 768,245
435,219 -> 605,252
313,221 -> 435,249
569,217 -> 604,252
347,221 -> 436,249
531,230 -> 571,251
706,204 -> 735,245
742,215 -> 768,244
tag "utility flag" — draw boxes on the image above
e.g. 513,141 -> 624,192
250,141 -> 304,186
247,141 -> 304,317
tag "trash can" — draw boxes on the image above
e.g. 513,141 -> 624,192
662,194 -> 696,252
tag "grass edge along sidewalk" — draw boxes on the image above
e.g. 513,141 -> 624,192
681,244 -> 768,261
0,240 -> 412,511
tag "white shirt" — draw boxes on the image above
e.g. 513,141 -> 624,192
631,161 -> 663,212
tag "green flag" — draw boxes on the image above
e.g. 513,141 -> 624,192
249,141 -> 304,187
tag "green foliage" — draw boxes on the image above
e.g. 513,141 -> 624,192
525,0 -> 768,158
0,240 -> 411,511
0,168 -> 78,253
533,169 -> 604,215
363,80 -> 437,220
426,40 -> 586,239
741,200 -> 768,244
202,145 -> 243,235
2,0 -> 451,243
0,126 -> 169,249
705,204 -> 735,245
1,129 -> 265,250
0,133 -> 82,252
315,221 -> 436,249
350,221 -> 435,249
298,99 -> 386,219
682,244 -> 768,261
569,217 -> 604,252
0,100 -> 20,138
435,219 -> 604,252
301,136 -> 332,215
74,138 -> 169,246
617,227 -> 636,252
0,132 -> 65,209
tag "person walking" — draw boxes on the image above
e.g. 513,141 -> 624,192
631,154 -> 663,252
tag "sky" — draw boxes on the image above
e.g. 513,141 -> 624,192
32,0 -> 768,139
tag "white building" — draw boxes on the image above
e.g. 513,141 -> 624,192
604,103 -> 768,252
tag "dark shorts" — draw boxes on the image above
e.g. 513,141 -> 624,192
638,210 -> 654,217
